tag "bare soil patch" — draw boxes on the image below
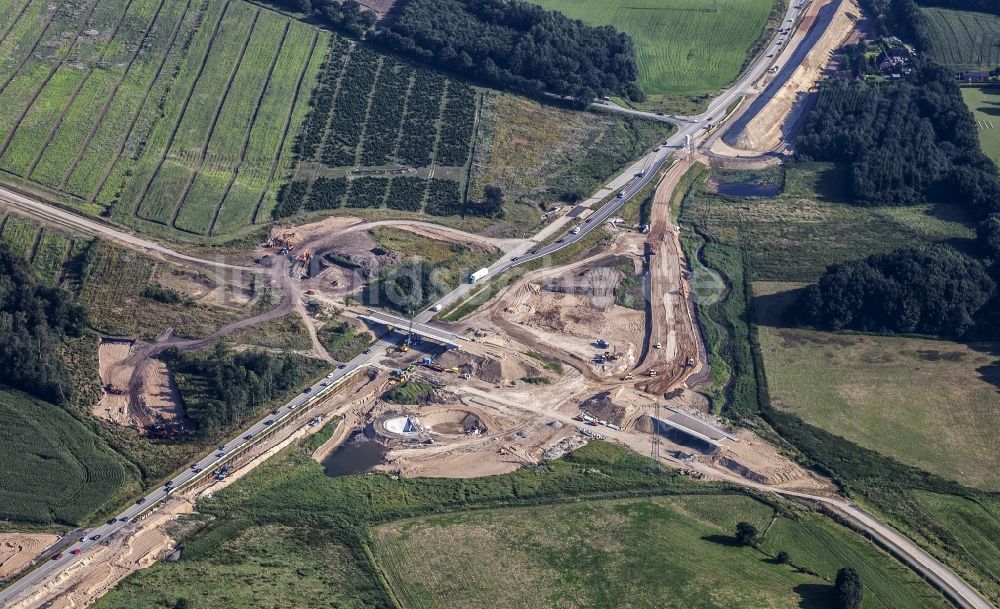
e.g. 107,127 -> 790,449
94,339 -> 183,432
0,533 -> 58,581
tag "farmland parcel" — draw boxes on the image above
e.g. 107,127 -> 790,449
526,0 -> 776,110
923,7 -> 1000,72
0,0 -> 328,240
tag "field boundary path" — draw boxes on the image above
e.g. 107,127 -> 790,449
0,184 -> 258,273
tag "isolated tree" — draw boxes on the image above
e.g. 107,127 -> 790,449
776,550 -> 791,564
834,567 -> 863,609
735,522 -> 759,547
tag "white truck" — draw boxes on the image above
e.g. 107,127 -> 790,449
468,268 -> 488,283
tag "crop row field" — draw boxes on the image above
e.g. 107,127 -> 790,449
0,213 -> 76,286
280,43 -> 478,220
0,388 -> 136,524
527,0 -> 775,107
924,7 -> 1000,71
275,175 -> 467,218
0,0 -> 329,239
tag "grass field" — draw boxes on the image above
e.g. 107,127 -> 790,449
91,433 -> 949,609
682,162 -> 975,282
0,0 -> 329,240
960,86 -> 1000,166
0,388 -> 137,524
754,282 -> 1000,490
909,491 -> 1000,590
924,7 -> 1000,71
528,0 -> 776,108
375,495 -> 948,609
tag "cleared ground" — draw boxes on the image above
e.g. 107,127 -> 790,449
924,7 -> 1000,71
527,0 -> 775,106
960,86 -> 1000,166
374,494 -> 949,609
754,282 -> 1000,491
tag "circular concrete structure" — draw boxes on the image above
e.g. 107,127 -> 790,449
383,416 -> 421,435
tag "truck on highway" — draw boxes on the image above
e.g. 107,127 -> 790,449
468,268 -> 488,283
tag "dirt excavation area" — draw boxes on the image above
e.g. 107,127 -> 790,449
0,533 -> 59,581
94,339 -> 183,433
721,0 -> 862,155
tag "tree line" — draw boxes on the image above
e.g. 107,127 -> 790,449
0,244 -> 86,404
264,0 -> 377,37
378,0 -> 642,106
793,44 -> 1000,337
164,344 -> 316,436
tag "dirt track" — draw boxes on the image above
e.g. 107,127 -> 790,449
721,0 -> 859,155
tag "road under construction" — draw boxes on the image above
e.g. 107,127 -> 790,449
0,0 -> 995,607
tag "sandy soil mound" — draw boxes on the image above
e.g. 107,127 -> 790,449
730,0 -> 861,153
0,533 -> 58,580
94,339 -> 183,431
434,350 -> 542,384
579,388 -> 632,426
714,430 -> 817,487
501,281 -> 644,368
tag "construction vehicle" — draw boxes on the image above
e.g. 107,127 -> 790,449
621,373 -> 634,381
444,367 -> 459,373
647,369 -> 658,377
398,342 -> 409,353
685,357 -> 696,367
104,384 -> 126,395
596,339 -> 609,349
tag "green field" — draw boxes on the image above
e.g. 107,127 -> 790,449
92,434 -> 950,609
960,86 -> 1000,166
682,162 -> 975,282
924,7 -> 1000,71
0,388 -> 137,524
0,0 -> 328,240
909,491 -> 1000,590
754,282 -> 1000,490
528,0 -> 776,106
376,495 -> 948,609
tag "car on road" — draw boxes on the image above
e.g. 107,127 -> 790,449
90,535 -> 101,541
338,363 -> 346,369
216,452 -> 224,458
52,553 -> 63,560
107,518 -> 117,525
264,419 -> 274,426
430,304 -> 442,312
571,227 -> 581,235
244,434 -> 253,440
511,256 -> 519,261
556,239 -> 564,243
272,409 -> 279,415
656,112 -> 664,116
70,549 -> 81,555
135,497 -> 145,505
303,387 -> 311,393
363,349 -> 370,354
326,372 -> 334,378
